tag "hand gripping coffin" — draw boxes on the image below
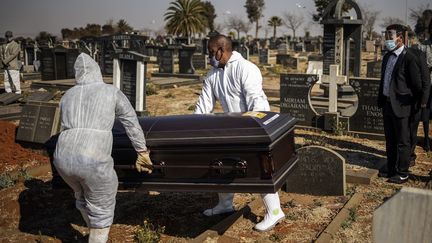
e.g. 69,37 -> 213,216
47,111 -> 298,193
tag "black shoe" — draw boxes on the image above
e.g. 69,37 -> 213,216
409,160 -> 416,167
387,174 -> 409,184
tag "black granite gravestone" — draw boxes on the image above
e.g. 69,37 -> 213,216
284,145 -> 346,196
158,48 -> 174,73
366,61 -> 381,78
40,46 -> 79,81
192,54 -> 207,69
280,74 -> 319,126
0,93 -> 22,105
178,46 -> 196,74
16,102 -> 60,144
121,59 -> 137,108
25,91 -> 55,102
349,77 -> 383,135
259,49 -> 269,64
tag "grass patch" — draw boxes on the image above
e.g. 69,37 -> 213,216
269,233 -> 282,242
135,220 -> 165,243
146,83 -> 159,96
340,207 -> 358,230
0,173 -> 15,190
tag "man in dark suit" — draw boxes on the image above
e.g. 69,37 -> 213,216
378,24 -> 423,184
407,32 -> 431,164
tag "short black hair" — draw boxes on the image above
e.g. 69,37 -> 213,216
5,31 -> 12,38
386,24 -> 408,34
208,35 -> 233,52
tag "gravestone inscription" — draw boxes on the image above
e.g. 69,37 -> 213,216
284,145 -> 346,196
349,77 -> 383,134
158,48 -> 174,73
16,102 -> 60,144
280,74 -> 318,126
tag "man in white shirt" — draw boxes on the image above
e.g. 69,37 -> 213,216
194,35 -> 285,232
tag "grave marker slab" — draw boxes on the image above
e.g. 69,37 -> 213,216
276,54 -> 298,69
259,49 -> 269,64
158,48 -> 174,74
349,77 -> 383,134
280,74 -> 318,126
178,46 -> 196,74
373,187 -> 432,243
192,54 -> 207,69
25,91 -> 55,102
366,61 -> 381,78
240,45 -> 249,60
16,102 -> 60,144
0,93 -> 21,105
284,145 -> 346,196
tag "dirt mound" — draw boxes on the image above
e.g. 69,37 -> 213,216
0,121 -> 49,173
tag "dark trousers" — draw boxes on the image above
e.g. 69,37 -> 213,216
383,101 -> 411,176
410,107 -> 431,158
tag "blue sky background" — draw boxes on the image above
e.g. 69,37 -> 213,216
0,0 -> 430,38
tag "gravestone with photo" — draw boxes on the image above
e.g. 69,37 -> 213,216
178,46 -> 196,74
349,77 -> 383,135
373,187 -> 432,243
259,48 -> 269,64
113,51 -> 149,115
16,102 -> 60,144
280,74 -> 319,126
284,145 -> 346,196
158,47 -> 174,74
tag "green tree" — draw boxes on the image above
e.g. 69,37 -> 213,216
202,1 -> 217,31
84,24 -> 102,37
244,0 -> 265,38
313,0 -> 351,22
164,0 -> 206,38
267,16 -> 282,39
116,19 -> 133,34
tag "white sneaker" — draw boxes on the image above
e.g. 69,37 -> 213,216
89,227 -> 110,243
203,193 -> 235,216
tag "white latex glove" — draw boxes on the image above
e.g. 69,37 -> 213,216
136,151 -> 153,174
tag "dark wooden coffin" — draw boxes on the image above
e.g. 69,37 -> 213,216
47,112 -> 298,193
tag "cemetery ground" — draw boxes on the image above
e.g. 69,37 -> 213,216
0,76 -> 431,243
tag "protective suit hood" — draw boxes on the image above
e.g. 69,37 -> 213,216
74,53 -> 103,85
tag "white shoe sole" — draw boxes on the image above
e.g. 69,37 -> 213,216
254,215 -> 285,232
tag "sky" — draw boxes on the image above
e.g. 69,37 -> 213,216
0,0 -> 430,38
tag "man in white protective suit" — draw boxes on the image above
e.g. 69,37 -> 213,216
53,53 -> 153,243
194,35 -> 285,232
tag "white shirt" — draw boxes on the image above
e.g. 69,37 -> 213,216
194,51 -> 270,114
383,45 -> 405,97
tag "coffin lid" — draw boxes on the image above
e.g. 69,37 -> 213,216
112,112 -> 296,147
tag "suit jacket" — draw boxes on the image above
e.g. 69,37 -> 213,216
378,47 -> 423,118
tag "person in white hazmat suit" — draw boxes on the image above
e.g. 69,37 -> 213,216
194,35 -> 285,232
53,53 -> 153,243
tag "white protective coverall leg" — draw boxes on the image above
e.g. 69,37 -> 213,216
53,53 -> 148,242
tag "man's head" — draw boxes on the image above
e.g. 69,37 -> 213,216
5,31 -> 13,43
384,24 -> 407,51
207,35 -> 233,68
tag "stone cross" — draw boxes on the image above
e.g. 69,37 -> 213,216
321,64 -> 347,113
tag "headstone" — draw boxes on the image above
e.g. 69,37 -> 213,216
284,145 -> 346,196
322,26 -> 336,75
178,46 -> 196,74
192,54 -> 207,69
16,102 -> 60,144
276,54 -> 298,69
158,48 -> 174,74
294,42 -> 304,52
373,187 -> 432,243
280,74 -> 318,126
239,45 -> 249,60
259,48 -> 269,64
349,77 -> 383,134
321,65 -> 347,112
306,61 -> 323,76
25,91 -> 55,102
365,40 -> 375,52
40,46 -> 79,81
0,93 -> 22,105
366,61 -> 381,78
277,43 -> 288,54
113,51 -> 148,114
308,54 -> 323,61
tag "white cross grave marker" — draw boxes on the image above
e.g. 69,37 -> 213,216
320,64 -> 347,113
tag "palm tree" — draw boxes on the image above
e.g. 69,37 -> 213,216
164,0 -> 206,38
117,19 -> 133,34
267,16 -> 282,39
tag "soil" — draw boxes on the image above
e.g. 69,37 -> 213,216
0,121 -> 49,173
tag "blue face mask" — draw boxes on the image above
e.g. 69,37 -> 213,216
209,56 -> 220,68
385,40 -> 396,51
